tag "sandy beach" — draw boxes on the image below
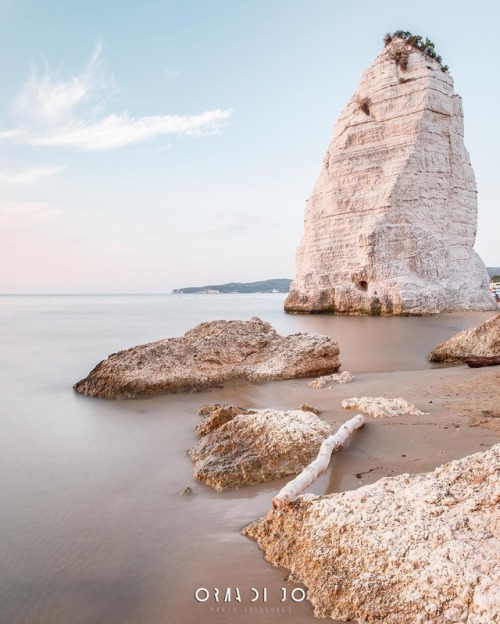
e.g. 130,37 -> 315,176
170,362 -> 499,624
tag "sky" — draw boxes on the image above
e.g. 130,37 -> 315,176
0,0 -> 498,293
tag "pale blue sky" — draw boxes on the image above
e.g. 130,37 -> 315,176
1,0 -> 498,293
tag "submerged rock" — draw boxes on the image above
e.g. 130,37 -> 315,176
243,445 -> 500,623
342,396 -> 429,418
298,403 -> 321,415
429,313 -> 500,363
73,317 -> 340,399
309,371 -> 355,388
285,36 -> 494,315
189,406 -> 333,490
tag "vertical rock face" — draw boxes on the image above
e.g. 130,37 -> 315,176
285,37 -> 495,315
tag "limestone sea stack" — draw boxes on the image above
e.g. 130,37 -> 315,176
285,34 -> 495,315
73,317 -> 340,399
244,445 -> 500,623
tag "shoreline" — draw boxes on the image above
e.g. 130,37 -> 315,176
175,364 -> 499,624
2,296 -> 498,624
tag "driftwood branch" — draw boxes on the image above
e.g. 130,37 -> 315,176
272,414 -> 365,509
464,355 -> 500,368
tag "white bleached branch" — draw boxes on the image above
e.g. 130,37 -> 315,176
272,414 -> 365,509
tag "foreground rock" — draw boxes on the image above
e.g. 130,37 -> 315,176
342,396 -> 429,418
74,317 -> 340,399
189,405 -> 333,490
244,445 -> 500,623
429,313 -> 500,363
285,34 -> 494,315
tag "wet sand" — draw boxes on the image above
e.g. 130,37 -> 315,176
164,364 -> 499,624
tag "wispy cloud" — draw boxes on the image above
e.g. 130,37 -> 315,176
0,165 -> 66,187
0,44 -> 232,151
13,43 -> 112,126
164,67 -> 180,77
25,109 -> 232,150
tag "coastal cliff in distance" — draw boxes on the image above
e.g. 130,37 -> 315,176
285,33 -> 495,315
172,278 -> 291,294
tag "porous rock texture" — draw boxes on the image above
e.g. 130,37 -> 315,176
429,313 -> 500,363
309,371 -> 355,388
189,405 -> 334,490
73,317 -> 340,399
285,37 -> 494,315
244,445 -> 500,623
342,396 -> 429,418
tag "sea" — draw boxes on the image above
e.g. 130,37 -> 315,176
0,294 -> 495,624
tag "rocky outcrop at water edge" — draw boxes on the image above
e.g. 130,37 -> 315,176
189,404 -> 334,490
74,317 -> 341,399
429,313 -> 500,363
244,445 -> 500,623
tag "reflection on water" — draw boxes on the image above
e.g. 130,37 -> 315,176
0,294 -> 495,624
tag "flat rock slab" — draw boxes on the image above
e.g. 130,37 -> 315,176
244,445 -> 500,623
342,396 -> 429,418
73,317 -> 340,399
429,313 -> 500,363
188,405 -> 334,490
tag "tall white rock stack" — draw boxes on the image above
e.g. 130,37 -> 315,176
285,36 -> 495,315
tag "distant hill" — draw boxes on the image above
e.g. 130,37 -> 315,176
172,279 -> 292,294
487,267 -> 500,278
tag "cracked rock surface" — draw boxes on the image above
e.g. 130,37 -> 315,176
244,445 -> 500,623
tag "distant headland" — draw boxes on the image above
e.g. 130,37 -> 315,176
172,279 -> 292,294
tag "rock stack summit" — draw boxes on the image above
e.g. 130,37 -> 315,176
285,33 -> 495,315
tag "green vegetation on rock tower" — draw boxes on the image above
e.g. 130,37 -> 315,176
384,30 -> 449,73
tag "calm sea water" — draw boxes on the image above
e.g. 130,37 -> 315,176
0,294 -> 495,624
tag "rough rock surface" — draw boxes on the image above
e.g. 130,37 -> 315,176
244,445 -> 500,623
429,313 -> 500,363
195,404 -> 256,437
342,396 -> 429,418
73,317 -> 340,399
309,371 -> 355,388
285,37 -> 494,315
189,405 -> 333,490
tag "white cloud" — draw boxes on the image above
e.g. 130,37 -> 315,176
0,165 -> 66,187
164,67 -> 180,77
13,42 -> 112,126
26,109 -> 232,150
0,44 -> 232,151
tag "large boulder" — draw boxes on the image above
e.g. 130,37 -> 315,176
74,317 -> 340,399
285,35 -> 494,315
244,445 -> 500,623
189,405 -> 334,490
429,314 -> 500,363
